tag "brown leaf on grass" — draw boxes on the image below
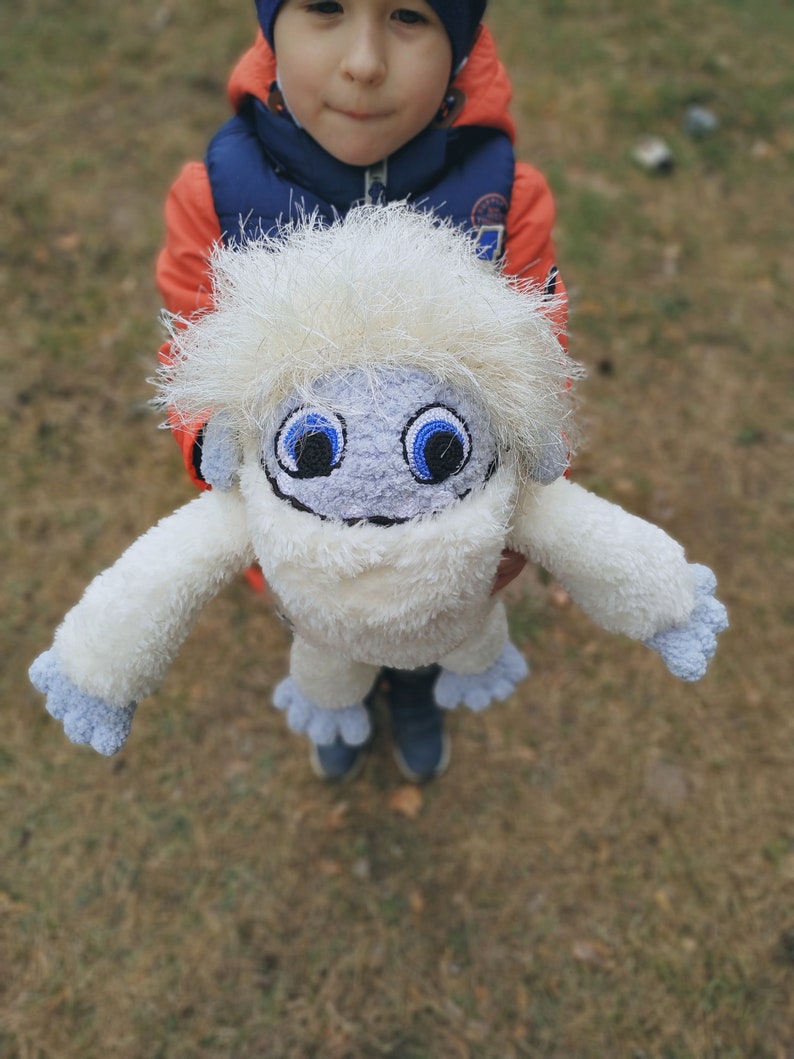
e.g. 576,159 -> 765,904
409,890 -> 425,916
54,232 -> 81,253
512,745 -> 537,764
473,984 -> 491,1011
0,890 -> 28,914
366,942 -> 386,970
324,801 -> 349,831
223,759 -> 249,782
612,476 -> 638,499
572,938 -> 611,968
389,784 -> 423,818
739,677 -> 764,708
407,982 -> 425,1007
654,888 -> 673,914
318,858 -> 343,877
644,758 -> 689,812
351,858 -> 370,881
32,243 -> 51,265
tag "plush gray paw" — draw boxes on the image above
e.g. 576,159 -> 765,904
273,677 -> 371,746
29,649 -> 136,755
435,641 -> 530,711
645,563 -> 729,682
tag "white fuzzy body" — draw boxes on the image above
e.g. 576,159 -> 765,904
240,460 -> 516,673
50,468 -> 697,713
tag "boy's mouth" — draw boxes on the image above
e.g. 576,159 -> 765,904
335,107 -> 389,122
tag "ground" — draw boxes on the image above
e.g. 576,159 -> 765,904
1,1 -> 792,1056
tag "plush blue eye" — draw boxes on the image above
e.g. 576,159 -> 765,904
403,404 -> 472,484
275,407 -> 346,479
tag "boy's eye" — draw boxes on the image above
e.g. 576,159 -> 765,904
306,1 -> 343,13
392,8 -> 428,25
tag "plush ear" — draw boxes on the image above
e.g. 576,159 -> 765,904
201,413 -> 242,491
531,431 -> 569,484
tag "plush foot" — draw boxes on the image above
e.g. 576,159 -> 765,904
273,677 -> 371,746
434,641 -> 529,712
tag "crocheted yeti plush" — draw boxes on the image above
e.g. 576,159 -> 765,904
30,205 -> 728,755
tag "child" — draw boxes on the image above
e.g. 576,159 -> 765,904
156,0 -> 568,782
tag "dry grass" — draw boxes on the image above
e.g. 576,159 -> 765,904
2,1 -> 792,1056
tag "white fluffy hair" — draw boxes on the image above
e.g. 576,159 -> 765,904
158,203 -> 582,476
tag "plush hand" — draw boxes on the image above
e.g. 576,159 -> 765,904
645,564 -> 729,681
200,413 -> 241,491
272,677 -> 371,747
29,649 -> 137,755
435,641 -> 530,711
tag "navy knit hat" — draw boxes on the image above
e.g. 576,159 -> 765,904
255,0 -> 488,75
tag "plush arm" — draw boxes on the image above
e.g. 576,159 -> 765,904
30,489 -> 254,751
509,478 -> 727,677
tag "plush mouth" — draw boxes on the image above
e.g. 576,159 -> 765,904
265,470 -> 470,526
342,513 -> 409,527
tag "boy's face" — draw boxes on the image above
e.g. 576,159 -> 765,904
273,0 -> 453,167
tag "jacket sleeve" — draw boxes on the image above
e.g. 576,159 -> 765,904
503,161 -> 568,348
157,160 -> 221,316
156,161 -> 223,488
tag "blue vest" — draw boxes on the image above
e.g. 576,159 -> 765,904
206,96 -> 515,262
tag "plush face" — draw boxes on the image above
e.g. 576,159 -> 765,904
259,368 -> 498,524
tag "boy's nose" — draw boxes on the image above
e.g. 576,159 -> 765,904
340,29 -> 387,85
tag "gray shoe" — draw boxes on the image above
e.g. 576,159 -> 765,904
386,666 -> 451,782
309,737 -> 368,782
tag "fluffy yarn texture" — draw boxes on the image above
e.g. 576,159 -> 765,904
51,491 -> 254,706
159,204 -> 580,485
239,457 -> 516,671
